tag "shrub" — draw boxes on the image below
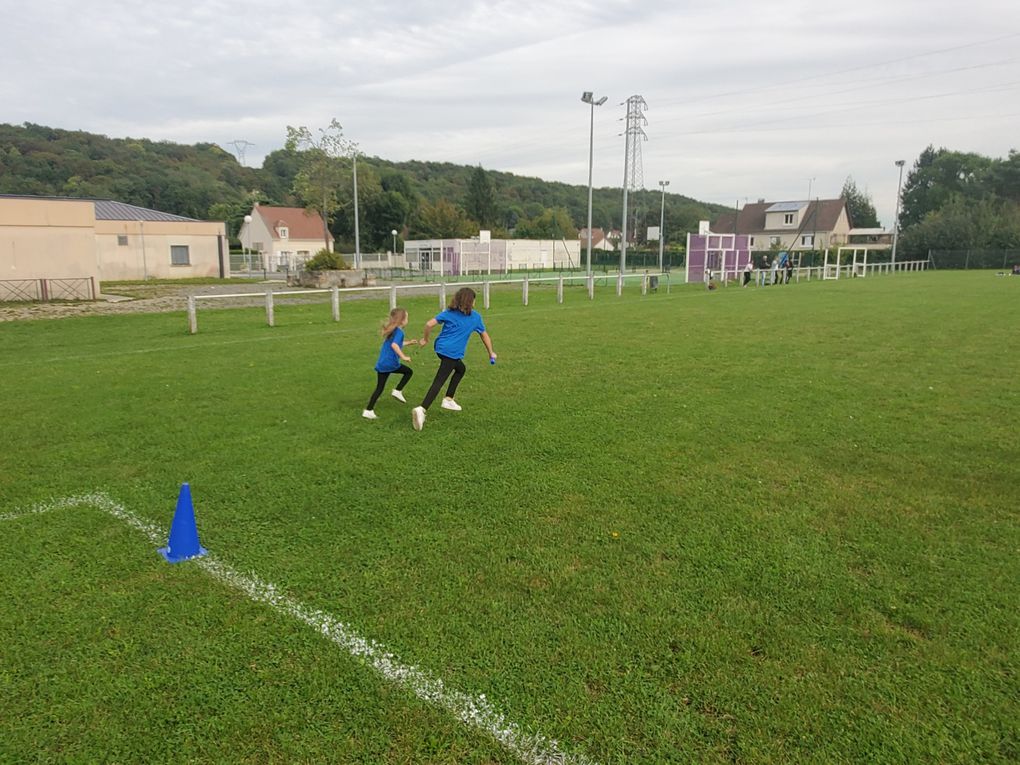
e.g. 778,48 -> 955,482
305,249 -> 351,271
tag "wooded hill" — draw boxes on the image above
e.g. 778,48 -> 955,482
0,122 -> 728,252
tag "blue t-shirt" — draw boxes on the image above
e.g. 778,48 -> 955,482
433,309 -> 485,360
374,327 -> 404,372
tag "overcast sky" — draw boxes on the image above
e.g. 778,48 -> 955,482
4,0 -> 1019,227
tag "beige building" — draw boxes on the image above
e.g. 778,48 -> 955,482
0,196 -> 98,288
239,204 -> 332,272
0,195 -> 228,298
712,198 -> 852,251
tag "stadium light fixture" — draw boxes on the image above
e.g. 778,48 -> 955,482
581,92 -> 608,275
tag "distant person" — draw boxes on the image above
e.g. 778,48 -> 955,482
760,256 -> 770,286
412,287 -> 496,431
1013,263 -> 1020,275
742,259 -> 754,287
770,256 -> 780,285
363,307 -> 421,420
785,257 -> 794,284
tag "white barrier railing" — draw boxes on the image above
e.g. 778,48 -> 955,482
186,271 -> 672,334
722,259 -> 929,288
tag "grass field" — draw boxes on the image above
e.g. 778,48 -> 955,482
1,272 -> 1017,764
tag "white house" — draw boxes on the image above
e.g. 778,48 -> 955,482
239,204 -> 332,271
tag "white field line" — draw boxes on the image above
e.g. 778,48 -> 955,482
2,492 -> 597,765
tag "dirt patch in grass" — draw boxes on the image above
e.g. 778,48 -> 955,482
0,282 -> 290,322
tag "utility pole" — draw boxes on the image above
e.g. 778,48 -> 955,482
352,152 -> 361,269
658,180 -> 669,271
891,159 -> 906,269
582,91 -> 607,275
620,95 -> 648,274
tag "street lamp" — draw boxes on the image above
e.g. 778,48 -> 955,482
891,160 -> 906,270
243,214 -> 253,273
658,180 -> 669,271
137,220 -> 148,280
391,229 -> 398,258
352,153 -> 361,270
581,91 -> 607,275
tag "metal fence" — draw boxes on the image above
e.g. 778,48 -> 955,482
0,277 -> 96,303
928,249 -> 1020,270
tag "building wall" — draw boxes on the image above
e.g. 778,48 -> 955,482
403,238 -> 583,274
0,198 -> 99,282
764,208 -> 804,230
269,238 -> 322,269
95,220 -> 227,280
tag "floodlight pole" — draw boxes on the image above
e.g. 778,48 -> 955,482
891,159 -> 906,270
581,91 -> 606,275
352,154 -> 361,269
658,180 -> 669,271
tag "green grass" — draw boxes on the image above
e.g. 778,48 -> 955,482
1,272 -> 1017,764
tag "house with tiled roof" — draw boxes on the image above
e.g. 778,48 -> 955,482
579,227 -> 615,252
239,204 -> 333,271
0,194 -> 228,298
711,198 -> 852,252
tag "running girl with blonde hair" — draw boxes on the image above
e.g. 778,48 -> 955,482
411,287 -> 496,431
362,307 -> 423,420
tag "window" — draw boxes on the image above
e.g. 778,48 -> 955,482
170,245 -> 190,266
769,236 -> 780,246
279,227 -> 289,239
748,236 -> 756,247
801,234 -> 814,247
783,213 -> 795,225
117,235 -> 128,246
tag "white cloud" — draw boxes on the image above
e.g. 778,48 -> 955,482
3,0 -> 1019,226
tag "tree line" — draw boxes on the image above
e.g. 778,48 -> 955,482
0,121 -> 727,254
896,146 -> 1020,257
3,122 -> 1014,256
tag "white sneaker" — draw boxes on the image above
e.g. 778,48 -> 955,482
411,406 -> 426,431
391,389 -> 407,403
362,409 -> 378,420
440,397 -> 462,411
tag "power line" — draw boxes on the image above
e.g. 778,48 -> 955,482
656,31 -> 1020,107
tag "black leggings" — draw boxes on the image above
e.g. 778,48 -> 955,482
366,365 -> 412,410
421,355 -> 466,410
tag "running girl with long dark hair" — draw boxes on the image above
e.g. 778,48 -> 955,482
411,287 -> 496,431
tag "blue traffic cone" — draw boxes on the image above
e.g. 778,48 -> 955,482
158,483 -> 208,563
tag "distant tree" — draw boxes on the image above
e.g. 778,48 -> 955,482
412,200 -> 478,238
899,146 -> 992,229
898,196 -> 1020,257
259,147 -> 303,204
286,119 -> 356,251
464,165 -> 498,228
840,176 -> 880,228
986,149 -> 1020,203
515,207 -> 577,239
